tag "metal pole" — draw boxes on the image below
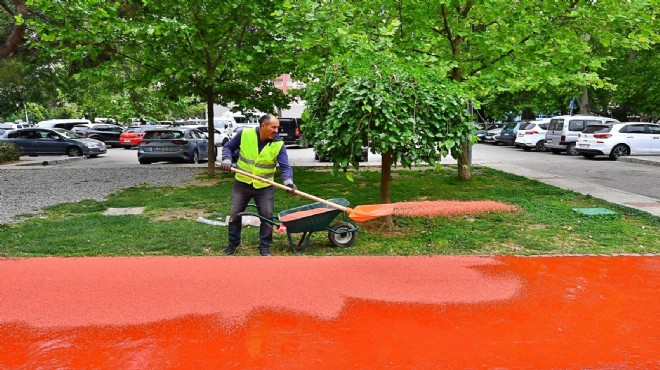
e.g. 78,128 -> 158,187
24,102 -> 29,124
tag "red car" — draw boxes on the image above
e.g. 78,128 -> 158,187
119,126 -> 158,149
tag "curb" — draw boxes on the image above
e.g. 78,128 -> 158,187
7,156 -> 84,167
617,156 -> 660,167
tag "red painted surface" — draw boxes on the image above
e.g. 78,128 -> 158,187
1,256 -> 658,368
392,200 -> 517,217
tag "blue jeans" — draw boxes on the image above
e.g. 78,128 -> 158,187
228,180 -> 275,250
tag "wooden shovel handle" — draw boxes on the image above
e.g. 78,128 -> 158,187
215,163 -> 353,213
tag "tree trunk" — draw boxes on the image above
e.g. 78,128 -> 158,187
457,140 -> 472,181
380,149 -> 394,229
577,89 -> 590,114
206,92 -> 216,176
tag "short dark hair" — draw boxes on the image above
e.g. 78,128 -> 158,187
259,114 -> 272,125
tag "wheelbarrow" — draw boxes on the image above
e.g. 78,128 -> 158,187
238,198 -> 359,254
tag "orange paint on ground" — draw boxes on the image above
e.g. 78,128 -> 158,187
1,256 -> 658,368
393,200 -> 517,217
279,207 -> 334,223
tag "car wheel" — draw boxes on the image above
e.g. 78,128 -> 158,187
535,140 -> 546,152
190,150 -> 200,164
138,158 -> 152,164
582,154 -> 596,159
66,146 -> 83,157
551,149 -> 562,154
522,146 -> 532,152
123,145 -> 132,149
328,222 -> 357,247
609,144 -> 630,160
565,143 -> 578,156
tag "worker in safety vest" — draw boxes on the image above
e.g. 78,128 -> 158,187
220,114 -> 295,256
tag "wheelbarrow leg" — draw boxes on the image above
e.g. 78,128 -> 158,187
286,232 -> 314,254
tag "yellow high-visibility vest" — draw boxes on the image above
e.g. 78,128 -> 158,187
235,128 -> 283,188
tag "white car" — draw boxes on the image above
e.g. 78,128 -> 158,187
576,122 -> 660,160
515,119 -> 550,151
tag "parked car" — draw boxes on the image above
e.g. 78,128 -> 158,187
476,123 -> 505,143
514,119 -> 550,151
0,127 -> 107,157
278,118 -> 302,145
137,127 -> 210,164
496,121 -> 529,146
35,118 -> 92,131
576,122 -> 660,160
119,126 -> 160,149
545,115 -> 619,155
0,122 -> 30,131
71,123 -> 124,147
484,124 -> 508,144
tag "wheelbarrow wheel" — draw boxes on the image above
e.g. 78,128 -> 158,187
328,222 -> 357,247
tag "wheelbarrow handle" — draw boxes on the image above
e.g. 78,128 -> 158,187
215,162 -> 354,213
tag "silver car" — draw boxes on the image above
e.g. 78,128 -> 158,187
137,128 -> 210,164
0,128 -> 107,157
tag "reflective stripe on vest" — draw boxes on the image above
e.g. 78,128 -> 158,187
235,128 -> 283,188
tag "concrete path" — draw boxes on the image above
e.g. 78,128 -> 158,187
1,256 -> 658,368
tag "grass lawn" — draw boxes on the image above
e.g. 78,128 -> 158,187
0,166 -> 657,257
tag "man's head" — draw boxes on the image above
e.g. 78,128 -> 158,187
259,114 -> 280,141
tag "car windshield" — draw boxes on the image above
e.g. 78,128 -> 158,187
53,128 -> 81,139
582,125 -> 611,134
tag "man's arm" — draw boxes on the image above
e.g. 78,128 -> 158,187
221,130 -> 242,164
277,146 -> 294,186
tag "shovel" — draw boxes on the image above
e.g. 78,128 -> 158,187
216,164 -> 393,222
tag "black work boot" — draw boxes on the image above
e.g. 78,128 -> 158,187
224,245 -> 239,255
259,247 -> 272,256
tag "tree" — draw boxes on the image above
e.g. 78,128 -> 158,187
304,59 -> 472,226
28,0 -> 296,174
285,0 -> 658,180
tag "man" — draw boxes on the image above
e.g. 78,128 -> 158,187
219,114 -> 296,256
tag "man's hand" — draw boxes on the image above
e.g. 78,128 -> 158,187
286,183 -> 297,194
219,161 -> 233,172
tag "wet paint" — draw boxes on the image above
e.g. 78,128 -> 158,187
279,208 -> 334,223
1,256 -> 658,368
392,200 -> 517,217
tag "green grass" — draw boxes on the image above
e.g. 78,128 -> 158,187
0,166 -> 658,257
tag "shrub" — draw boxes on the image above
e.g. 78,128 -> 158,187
0,142 -> 20,163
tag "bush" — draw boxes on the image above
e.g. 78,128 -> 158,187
0,142 -> 20,163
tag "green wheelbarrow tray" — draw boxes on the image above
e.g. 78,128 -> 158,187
237,197 -> 359,254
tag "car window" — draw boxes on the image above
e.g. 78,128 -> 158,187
622,124 -> 647,134
568,120 -> 585,131
502,123 -> 516,130
539,123 -> 548,130
646,125 -> 660,134
548,119 -> 564,130
582,125 -> 611,134
520,122 -> 536,130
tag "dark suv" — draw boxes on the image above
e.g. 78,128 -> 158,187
72,124 -> 124,147
277,118 -> 302,145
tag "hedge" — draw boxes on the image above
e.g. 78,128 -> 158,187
0,142 -> 20,163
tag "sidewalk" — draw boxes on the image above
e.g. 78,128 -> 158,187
476,156 -> 660,216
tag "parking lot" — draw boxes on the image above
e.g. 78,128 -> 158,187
2,142 -> 659,216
